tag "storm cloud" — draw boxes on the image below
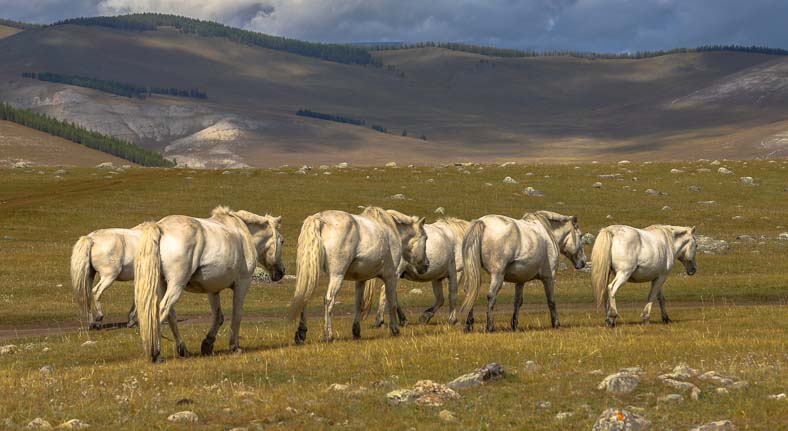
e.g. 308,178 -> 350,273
2,0 -> 787,52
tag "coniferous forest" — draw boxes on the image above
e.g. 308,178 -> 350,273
22,72 -> 206,100
0,103 -> 175,167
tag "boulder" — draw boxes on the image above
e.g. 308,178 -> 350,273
717,167 -> 733,175
523,187 -> 544,197
447,363 -> 505,390
57,419 -> 90,429
503,176 -> 518,184
167,411 -> 199,423
592,408 -> 651,431
593,182 -> 603,188
597,371 -> 639,395
689,420 -> 735,431
385,162 -> 398,168
25,418 -> 52,429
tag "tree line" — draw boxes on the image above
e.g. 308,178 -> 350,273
54,14 -> 380,66
370,42 -> 788,59
297,109 -> 426,138
0,18 -> 42,30
0,102 -> 175,167
22,72 -> 207,99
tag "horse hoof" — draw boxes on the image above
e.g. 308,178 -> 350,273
89,322 -> 102,331
151,351 -> 163,364
663,317 -> 672,324
352,322 -> 361,340
552,322 -> 561,329
177,344 -> 189,358
231,347 -> 243,355
605,319 -> 616,328
389,326 -> 400,337
399,319 -> 409,327
511,322 -> 518,331
373,319 -> 385,329
419,314 -> 432,324
127,319 -> 139,328
201,340 -> 214,356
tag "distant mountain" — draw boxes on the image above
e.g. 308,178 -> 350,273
0,14 -> 786,167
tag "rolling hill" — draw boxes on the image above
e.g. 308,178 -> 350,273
0,16 -> 787,167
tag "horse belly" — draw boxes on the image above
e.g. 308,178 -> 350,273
628,266 -> 661,283
188,266 -> 235,293
504,261 -> 539,283
345,259 -> 384,281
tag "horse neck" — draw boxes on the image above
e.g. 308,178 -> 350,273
528,214 -> 561,253
223,214 -> 259,267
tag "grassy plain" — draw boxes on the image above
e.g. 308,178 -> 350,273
0,160 -> 786,429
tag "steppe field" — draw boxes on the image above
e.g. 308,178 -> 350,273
0,160 -> 786,430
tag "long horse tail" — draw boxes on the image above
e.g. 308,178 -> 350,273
70,235 -> 95,324
134,222 -> 163,362
361,279 -> 379,319
591,228 -> 613,311
459,220 -> 485,319
291,215 -> 324,320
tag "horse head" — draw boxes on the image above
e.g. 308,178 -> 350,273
677,226 -> 697,276
387,210 -> 430,274
233,210 -> 286,281
533,211 -> 587,270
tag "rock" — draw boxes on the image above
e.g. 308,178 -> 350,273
412,381 -> 460,406
689,420 -> 735,431
618,160 -> 631,165
661,206 -> 672,211
319,165 -> 330,170
696,236 -> 729,254
167,411 -> 199,423
522,187 -> 544,197
716,387 -> 729,394
386,389 -> 416,405
409,288 -> 423,295
739,176 -> 754,185
57,419 -> 90,429
717,167 -> 733,175
252,268 -> 272,283
731,216 -> 744,221
556,412 -> 574,420
598,174 -> 621,179
658,393 -> 684,403
0,344 -> 17,355
121,165 -> 131,169
95,162 -> 115,169
536,400 -> 552,409
25,418 -> 52,429
327,383 -> 350,392
660,378 -> 701,400
711,160 -> 721,166
767,393 -> 786,400
447,363 -> 505,390
389,193 -> 407,200
12,160 -> 32,169
434,207 -> 446,215
385,162 -> 398,168
426,178 -> 435,183
619,367 -> 644,375
644,188 -> 667,196
54,169 -> 68,176
581,233 -> 595,245
500,162 -> 516,167
222,170 -> 232,175
697,200 -> 716,205
696,168 -> 711,173
658,363 -> 699,380
778,232 -> 788,241
699,371 -> 740,387
524,360 -> 540,372
689,185 -> 701,192
592,182 -> 603,188
503,176 -> 518,184
606,215 -> 613,220
597,371 -> 640,395
438,410 -> 459,423
592,408 -> 651,431
670,169 -> 684,174
335,162 -> 349,169
735,235 -> 754,242
81,340 -> 96,347
40,365 -> 54,375
372,380 -> 396,389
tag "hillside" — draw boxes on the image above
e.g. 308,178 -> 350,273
0,24 -> 21,39
0,20 -> 787,166
0,120 -> 132,167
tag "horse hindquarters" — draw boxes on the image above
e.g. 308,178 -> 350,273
70,236 -> 95,326
292,215 -> 325,344
134,222 -> 164,362
459,220 -> 485,331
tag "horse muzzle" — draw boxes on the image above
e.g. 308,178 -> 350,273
574,259 -> 587,270
687,267 -> 696,276
416,259 -> 430,275
271,266 -> 285,282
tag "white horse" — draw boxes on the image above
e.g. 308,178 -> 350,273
290,207 -> 429,344
460,211 -> 587,332
369,217 -> 470,326
71,226 -> 143,329
134,206 -> 284,362
591,224 -> 697,327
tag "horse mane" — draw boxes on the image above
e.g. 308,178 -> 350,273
361,206 -> 400,239
523,212 -> 560,252
211,205 -> 232,217
645,225 -> 676,263
211,206 -> 275,227
435,217 -> 470,242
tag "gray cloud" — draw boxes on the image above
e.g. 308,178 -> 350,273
1,0 -> 786,52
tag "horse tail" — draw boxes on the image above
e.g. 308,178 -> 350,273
591,228 -> 613,311
70,235 -> 95,324
134,222 -> 163,362
291,215 -> 324,320
459,220 -> 485,319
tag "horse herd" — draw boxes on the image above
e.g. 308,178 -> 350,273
71,206 -> 699,362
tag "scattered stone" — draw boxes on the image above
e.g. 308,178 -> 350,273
409,288 -> 423,295
319,165 -> 330,170
717,167 -> 733,175
658,393 -> 684,403
57,419 -> 90,429
696,236 -> 729,254
522,187 -> 544,197
426,178 -> 435,183
386,389 -> 416,405
644,188 -> 667,196
592,182 -> 603,188
670,169 -> 684,174
618,160 -> 631,165
716,387 -> 729,394
0,344 -> 17,355
372,380 -> 396,389
96,162 -> 115,169
434,207 -> 446,215
598,174 -> 621,179
777,232 -> 788,241
556,412 -> 574,420
39,365 -> 53,375
696,168 -> 711,173
327,383 -> 350,392
699,371 -> 743,388
389,193 -> 407,200
385,162 -> 398,168
500,162 -> 516,167
735,235 -> 754,242
592,408 -> 651,431
731,216 -> 744,221
81,340 -> 96,347
597,371 -> 640,395
536,400 -> 552,409
222,170 -> 231,175
660,378 -> 701,400
661,206 -> 671,211
767,393 -> 786,400
54,169 -> 67,176
581,233 -> 595,245
438,410 -> 459,423
739,176 -> 754,185
710,160 -> 721,166
335,162 -> 349,169
606,215 -> 613,220
167,411 -> 199,423
619,367 -> 644,375
697,200 -> 716,205
25,418 -> 52,429
524,360 -> 540,372
447,363 -> 505,391
658,363 -> 699,380
689,420 -> 735,431
689,185 -> 701,192
13,160 -> 32,169
503,176 -> 518,184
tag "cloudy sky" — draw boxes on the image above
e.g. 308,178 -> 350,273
2,0 -> 787,53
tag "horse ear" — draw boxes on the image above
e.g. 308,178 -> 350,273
571,215 -> 578,225
417,217 -> 426,228
690,226 -> 696,235
272,216 -> 282,227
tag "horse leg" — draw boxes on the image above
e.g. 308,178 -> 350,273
126,302 -> 138,328
658,289 -> 672,324
323,274 -> 344,342
166,308 -> 188,357
485,272 -> 505,332
511,282 -> 524,331
605,271 -> 629,327
420,279 -> 445,324
201,292 -> 223,355
447,268 -> 459,325
383,273 -> 401,337
294,310 -> 308,345
641,276 -> 666,324
229,279 -> 251,353
373,284 -> 386,328
91,275 -> 116,329
542,277 -> 560,329
353,281 -> 365,339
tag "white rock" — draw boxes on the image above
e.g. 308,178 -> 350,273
778,232 -> 788,241
738,176 -> 754,184
592,182 -> 603,188
597,371 -> 640,394
319,165 -> 330,170
438,410 -> 458,423
717,167 -> 733,175
499,162 -> 516,167
39,365 -> 53,375
617,160 -> 631,165
0,344 -> 17,355
25,417 -> 52,429
710,160 -> 721,166
95,162 -> 115,169
522,187 -> 544,197
327,383 -> 350,392
335,162 -> 349,169
658,363 -> 699,380
767,393 -> 786,400
81,340 -> 96,347
536,400 -> 552,409
592,408 -> 651,431
409,288 -> 423,295
502,176 -> 518,184
434,207 -> 446,215
689,420 -> 735,431
661,378 -> 701,400
696,168 -> 711,173
167,411 -> 199,423
661,206 -> 672,211
57,419 -> 90,429
670,169 -> 684,174
12,160 -> 32,169
658,393 -> 684,403
447,363 -> 505,390
389,193 -> 407,200
555,412 -> 574,420
385,162 -> 398,168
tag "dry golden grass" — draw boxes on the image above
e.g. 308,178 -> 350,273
0,160 -> 786,429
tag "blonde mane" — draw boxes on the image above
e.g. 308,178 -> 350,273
435,217 -> 470,242
361,206 -> 401,239
523,212 -> 560,253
